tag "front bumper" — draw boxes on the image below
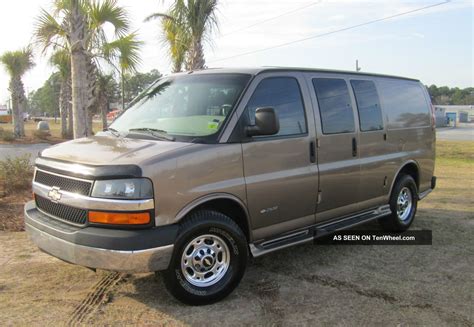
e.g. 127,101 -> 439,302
24,201 -> 177,273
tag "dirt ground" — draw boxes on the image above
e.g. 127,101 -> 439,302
0,141 -> 473,326
0,120 -> 102,144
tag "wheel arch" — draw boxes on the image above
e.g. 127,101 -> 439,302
175,193 -> 252,242
389,160 -> 420,197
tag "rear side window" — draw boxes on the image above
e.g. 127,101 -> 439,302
312,78 -> 355,134
246,77 -> 307,137
377,80 -> 430,129
351,80 -> 384,131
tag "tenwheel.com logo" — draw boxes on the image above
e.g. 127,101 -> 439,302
314,230 -> 432,245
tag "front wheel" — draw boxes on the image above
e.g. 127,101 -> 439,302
160,210 -> 248,305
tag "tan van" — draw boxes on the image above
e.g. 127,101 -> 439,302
25,68 -> 436,305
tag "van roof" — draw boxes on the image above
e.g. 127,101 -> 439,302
182,67 -> 420,82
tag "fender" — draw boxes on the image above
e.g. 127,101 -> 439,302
175,192 -> 251,228
388,159 -> 420,197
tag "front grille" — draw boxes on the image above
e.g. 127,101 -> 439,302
35,195 -> 88,225
35,170 -> 92,196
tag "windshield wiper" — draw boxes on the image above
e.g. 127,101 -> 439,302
104,127 -> 121,137
128,128 -> 176,141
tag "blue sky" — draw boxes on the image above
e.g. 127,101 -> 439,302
0,0 -> 472,104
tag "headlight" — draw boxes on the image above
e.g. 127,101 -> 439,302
91,178 -> 153,199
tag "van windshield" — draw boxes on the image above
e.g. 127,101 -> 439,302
110,73 -> 251,143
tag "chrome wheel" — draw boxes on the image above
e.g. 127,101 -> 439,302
181,234 -> 230,287
397,187 -> 413,222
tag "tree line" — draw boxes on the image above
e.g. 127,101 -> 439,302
427,85 -> 474,106
0,0 -> 218,139
28,69 -> 161,128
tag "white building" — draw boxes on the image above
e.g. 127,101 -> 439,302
434,105 -> 474,124
433,106 -> 446,127
0,104 -> 8,116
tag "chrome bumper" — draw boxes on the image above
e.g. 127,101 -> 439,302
26,222 -> 173,273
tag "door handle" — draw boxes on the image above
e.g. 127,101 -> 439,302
352,137 -> 357,157
309,141 -> 316,163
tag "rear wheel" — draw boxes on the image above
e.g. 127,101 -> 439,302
379,174 -> 418,232
160,210 -> 248,305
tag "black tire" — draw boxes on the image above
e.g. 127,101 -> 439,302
379,174 -> 418,232
160,210 -> 248,305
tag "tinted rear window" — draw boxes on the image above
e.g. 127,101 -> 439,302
377,80 -> 430,129
312,78 -> 355,134
351,80 -> 384,131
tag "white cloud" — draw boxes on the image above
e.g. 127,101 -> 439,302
327,14 -> 345,21
412,32 -> 425,38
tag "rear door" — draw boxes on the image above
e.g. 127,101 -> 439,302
307,74 -> 361,222
349,79 -> 391,209
240,72 -> 319,239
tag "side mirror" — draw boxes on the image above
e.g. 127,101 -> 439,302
245,107 -> 280,137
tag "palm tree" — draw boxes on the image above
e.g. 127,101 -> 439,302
50,50 -> 72,138
146,0 -> 219,71
0,47 -> 34,138
34,0 -> 131,138
103,33 -> 143,109
162,17 -> 189,73
145,10 -> 188,73
184,0 -> 218,70
95,73 -> 116,130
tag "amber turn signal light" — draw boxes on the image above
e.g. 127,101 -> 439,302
88,211 -> 150,225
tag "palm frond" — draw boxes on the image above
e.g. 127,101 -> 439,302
53,0 -> 75,15
187,0 -> 219,40
88,0 -> 130,37
144,5 -> 189,72
34,8 -> 68,52
161,17 -> 189,72
146,0 -> 219,71
103,33 -> 142,73
50,49 -> 71,78
0,47 -> 35,78
144,12 -> 175,23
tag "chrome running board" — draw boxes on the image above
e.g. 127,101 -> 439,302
418,188 -> 433,200
250,205 -> 392,257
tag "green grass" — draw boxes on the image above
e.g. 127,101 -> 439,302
436,140 -> 474,166
425,140 -> 474,216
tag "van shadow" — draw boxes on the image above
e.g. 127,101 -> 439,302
124,207 -> 471,324
125,237 -> 367,324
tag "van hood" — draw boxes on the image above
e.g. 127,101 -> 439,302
39,135 -> 191,166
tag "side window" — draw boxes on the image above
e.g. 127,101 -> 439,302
378,80 -> 431,129
351,80 -> 384,131
246,77 -> 307,137
312,78 -> 355,134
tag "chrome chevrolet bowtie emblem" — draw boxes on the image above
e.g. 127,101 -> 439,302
48,186 -> 62,203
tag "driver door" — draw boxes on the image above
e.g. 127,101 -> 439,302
239,73 -> 319,240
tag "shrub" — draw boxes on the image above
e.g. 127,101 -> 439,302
0,155 -> 33,195
1,131 -> 16,142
